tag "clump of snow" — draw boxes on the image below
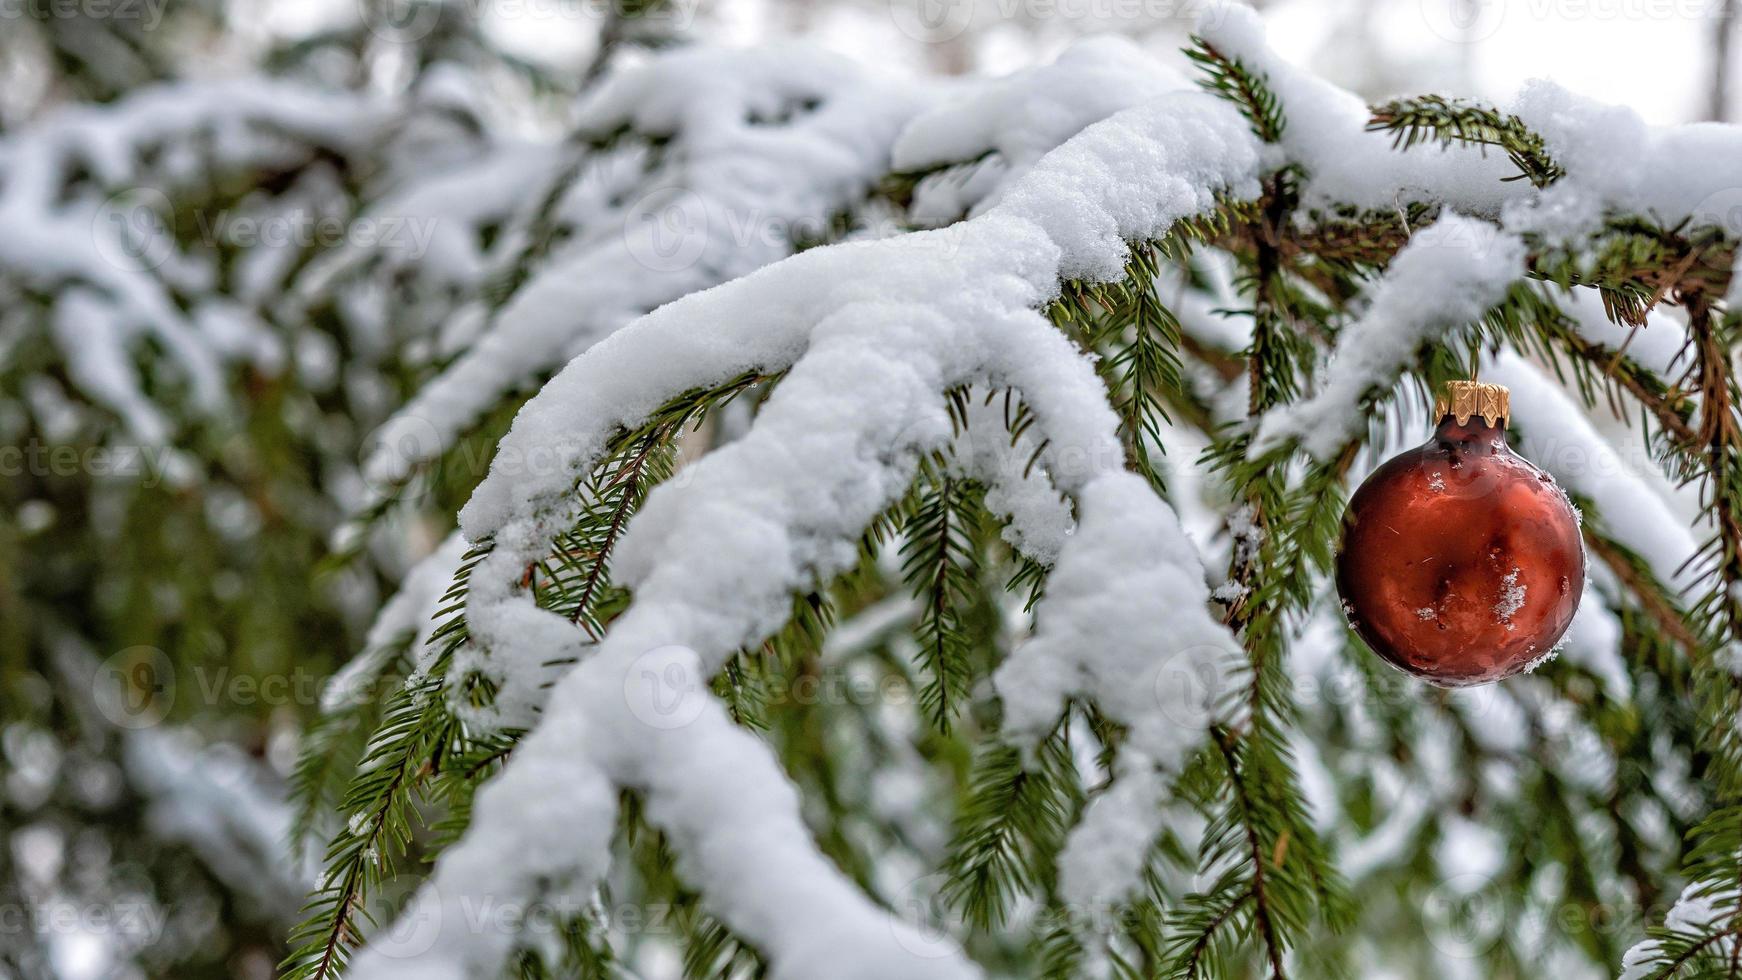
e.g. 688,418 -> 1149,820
1226,503 -> 1262,563
1519,641 -> 1561,674
1254,213 -> 1525,460
894,37 -> 1190,224
1002,474 -> 1241,909
1508,78 -> 1742,242
1212,581 -> 1250,603
940,393 -> 1075,565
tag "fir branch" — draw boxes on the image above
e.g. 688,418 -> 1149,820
1186,161 -> 1350,977
287,651 -> 401,854
1367,95 -> 1564,187
1209,202 -> 1734,309
1628,804 -> 1742,977
899,468 -> 986,732
1683,298 -> 1742,649
1167,883 -> 1254,979
1215,731 -> 1286,980
543,435 -> 675,636
1635,303 -> 1742,980
941,719 -> 1082,931
1187,37 -> 1286,143
282,670 -> 463,980
1080,243 -> 1187,494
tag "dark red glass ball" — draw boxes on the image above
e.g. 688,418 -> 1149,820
1335,415 -> 1585,686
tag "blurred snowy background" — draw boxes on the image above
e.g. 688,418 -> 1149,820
0,0 -> 1735,978
4,0 -> 1738,123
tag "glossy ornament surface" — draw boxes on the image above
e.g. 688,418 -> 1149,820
1334,383 -> 1584,686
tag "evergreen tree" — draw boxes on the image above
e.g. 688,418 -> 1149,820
6,3 -> 1742,978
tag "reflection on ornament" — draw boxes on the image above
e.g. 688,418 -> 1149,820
1335,381 -> 1584,686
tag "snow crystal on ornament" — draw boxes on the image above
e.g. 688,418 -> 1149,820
1522,637 -> 1567,675
1494,567 -> 1526,625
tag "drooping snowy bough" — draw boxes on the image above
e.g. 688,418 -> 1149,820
288,5 -> 1742,978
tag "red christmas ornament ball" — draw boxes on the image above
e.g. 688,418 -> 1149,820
1335,382 -> 1585,687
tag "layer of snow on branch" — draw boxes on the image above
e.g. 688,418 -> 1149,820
894,37 -> 1190,225
350,89 -> 1263,980
1509,78 -> 1742,240
1620,885 -> 1742,979
1255,213 -> 1525,459
1195,3 -> 1522,216
361,43 -> 925,492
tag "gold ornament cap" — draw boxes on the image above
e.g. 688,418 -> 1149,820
1435,380 -> 1510,428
